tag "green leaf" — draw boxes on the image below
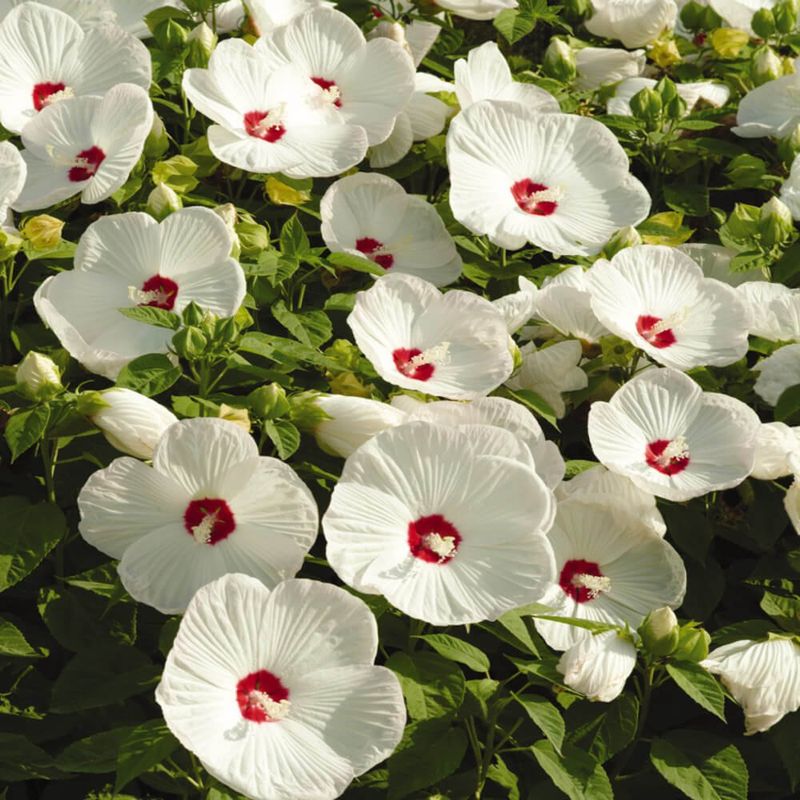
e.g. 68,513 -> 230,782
386,651 -> 465,721
418,633 -> 490,673
387,720 -> 467,800
677,119 -> 722,131
262,418 -> 301,460
4,404 -> 50,461
117,305 -> 181,329
532,614 -> 619,634
567,693 -> 640,763
272,300 -> 333,347
0,616 -> 46,658
245,250 -> 299,285
517,693 -> 566,754
760,591 -> 800,634
327,250 -> 386,276
531,740 -> 613,800
115,719 -> 179,792
51,643 -> 160,713
487,754 -> 520,800
650,730 -> 748,800
239,332 -> 340,370
664,183 -> 710,216
494,6 -> 536,43
56,727 -> 135,774
116,353 -> 181,397
0,734 -> 54,781
502,386 -> 559,429
0,497 -> 65,592
666,661 -> 727,721
279,213 -> 309,257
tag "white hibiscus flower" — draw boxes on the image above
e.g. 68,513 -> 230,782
323,421 -> 557,625
584,0 -> 678,48
507,340 -> 588,418
183,41 -> 368,178
535,499 -> 686,650
454,41 -> 560,112
347,273 -> 514,400
733,72 -> 800,138
751,421 -> 800,480
535,266 -> 609,343
90,388 -> 178,460
493,276 -> 539,334
588,367 -> 760,501
447,100 -> 651,256
754,343 -> 800,406
78,418 -> 319,613
558,630 -> 638,702
433,0 -> 517,21
157,574 -> 405,800
243,0 -> 329,35
737,282 -> 800,341
702,637 -> 800,734
679,243 -> 765,286
709,0 -> 777,32
257,7 -> 415,147
588,245 -> 751,370
0,142 -> 26,231
574,46 -> 647,91
12,83 -> 153,212
320,173 -> 461,287
34,208 -> 245,379
0,3 -> 151,134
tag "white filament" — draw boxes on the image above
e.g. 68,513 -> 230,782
127,285 -> 172,306
421,533 -> 457,561
572,573 -> 612,599
191,510 -> 219,544
42,86 -> 75,107
409,342 -> 451,369
252,104 -> 285,136
247,690 -> 291,720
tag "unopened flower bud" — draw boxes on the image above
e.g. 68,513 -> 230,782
144,114 -> 169,160
235,219 -> 269,258
249,383 -> 290,420
543,38 -> 577,83
629,87 -> 663,127
187,22 -> 217,68
639,607 -> 680,657
752,46 -> 783,86
649,38 -> 681,69
603,226 -> 642,258
759,197 -> 795,248
673,626 -> 711,662
16,352 -> 62,400
0,229 -> 22,259
367,20 -> 412,59
778,124 -> 800,164
21,215 -> 63,250
774,0 -> 799,33
752,8 -> 776,38
172,326 -> 208,359
680,0 -> 706,30
146,184 -> 182,221
90,387 -> 177,459
710,28 -> 749,59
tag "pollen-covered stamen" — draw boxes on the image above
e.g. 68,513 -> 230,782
409,514 -> 462,564
244,107 -> 286,142
68,146 -> 106,182
392,342 -> 450,381
128,275 -> 179,311
32,81 -> 69,111
355,236 -> 394,270
183,498 -> 236,545
236,669 -> 290,723
511,179 -> 563,216
636,308 -> 688,349
311,76 -> 342,108
645,435 -> 691,476
571,573 -> 612,599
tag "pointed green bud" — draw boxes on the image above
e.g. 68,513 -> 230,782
144,114 -> 169,160
673,626 -> 711,662
543,38 -> 577,83
187,21 -> 216,68
16,352 -> 62,400
759,197 -> 795,248
639,607 -> 680,657
146,183 -> 182,221
603,226 -> 642,259
249,383 -> 290,420
752,8 -> 776,38
629,87 -> 662,128
752,45 -> 783,86
172,326 -> 208,359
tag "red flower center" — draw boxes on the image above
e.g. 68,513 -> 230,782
636,315 -> 676,349
356,236 -> 394,270
138,275 -> 179,310
559,559 -> 605,603
511,179 -> 559,216
311,76 -> 342,107
408,514 -> 462,564
393,348 -> 435,381
645,438 -> 690,476
183,498 -> 236,545
32,81 -> 66,111
236,669 -> 290,723
68,146 -> 105,182
244,110 -> 286,142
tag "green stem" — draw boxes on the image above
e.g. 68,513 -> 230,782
611,665 -> 655,782
463,717 -> 483,798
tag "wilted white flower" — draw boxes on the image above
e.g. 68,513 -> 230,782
585,0 -> 679,48
558,631 -> 638,702
575,46 -> 647,91
754,343 -> 800,406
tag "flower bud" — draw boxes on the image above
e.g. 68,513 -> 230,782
90,387 -> 177,459
603,226 -> 642,258
144,114 -> 169,160
367,20 -> 412,59
218,403 -> 250,432
758,197 -> 795,248
774,0 -> 799,33
752,46 -> 783,86
0,229 -> 22,259
16,352 -> 62,400
20,215 -> 63,251
639,607 -> 680,657
249,383 -> 290,420
187,21 -> 217,67
172,326 -> 208,359
146,183 -> 182,221
673,626 -> 711,662
289,391 -> 332,432
649,38 -> 681,69
213,203 -> 241,259
778,124 -> 800,164
265,176 -> 312,207
235,219 -> 269,258
182,301 -> 206,327
629,87 -> 663,127
543,38 -> 577,83
680,0 -> 706,30
751,8 -> 776,38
